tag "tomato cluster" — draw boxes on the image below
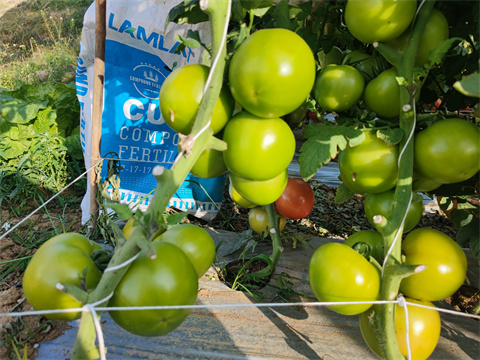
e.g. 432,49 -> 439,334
23,223 -> 216,337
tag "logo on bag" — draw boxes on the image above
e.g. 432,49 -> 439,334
131,63 -> 170,99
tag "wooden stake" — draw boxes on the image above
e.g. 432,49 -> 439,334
89,0 -> 106,227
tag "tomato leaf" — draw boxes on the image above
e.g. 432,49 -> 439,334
299,124 -> 363,180
243,0 -> 274,18
457,217 -> 480,264
165,0 -> 209,28
104,202 -> 134,221
427,37 -> 462,66
376,128 -> 403,145
335,183 -> 355,204
453,70 -> 480,98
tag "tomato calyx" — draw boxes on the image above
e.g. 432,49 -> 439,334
90,248 -> 114,271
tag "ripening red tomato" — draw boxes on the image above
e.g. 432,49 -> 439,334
274,178 -> 314,219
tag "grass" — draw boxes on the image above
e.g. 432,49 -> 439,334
0,0 -> 93,89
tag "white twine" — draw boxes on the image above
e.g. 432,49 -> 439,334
84,304 -> 107,360
104,253 -> 140,273
397,295 -> 412,360
0,157 -> 105,242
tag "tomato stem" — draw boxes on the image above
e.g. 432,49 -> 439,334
374,1 -> 437,359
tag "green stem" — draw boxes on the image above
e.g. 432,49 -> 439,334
265,203 -> 283,272
374,1 -> 436,359
70,1 -> 231,358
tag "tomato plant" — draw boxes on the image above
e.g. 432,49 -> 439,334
23,233 -> 102,320
400,228 -> 468,301
109,241 -> 198,336
343,230 -> 384,263
159,64 -> 234,135
228,28 -> 316,118
248,207 -> 286,234
364,190 -> 424,232
345,0 -> 417,44
229,170 -> 288,206
222,111 -> 295,181
313,64 -> 365,113
309,242 -> 380,315
414,118 -> 480,184
274,177 -> 314,219
338,130 -> 399,194
360,298 -> 441,360
153,224 -> 216,278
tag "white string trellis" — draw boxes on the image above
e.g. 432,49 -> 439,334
1,297 -> 479,360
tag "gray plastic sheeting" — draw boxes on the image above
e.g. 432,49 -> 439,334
37,230 -> 480,359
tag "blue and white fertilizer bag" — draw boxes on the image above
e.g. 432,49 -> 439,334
76,1 -> 225,224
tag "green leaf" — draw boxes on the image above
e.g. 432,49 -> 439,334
457,216 -> 479,252
335,183 -> 355,204
0,94 -> 47,124
34,107 -> 57,133
427,37 -> 462,66
165,0 -> 209,29
164,211 -> 188,226
376,128 -> 403,145
299,124 -> 363,180
272,0 -> 292,29
454,70 -> 480,98
104,202 -> 133,221
124,27 -> 136,34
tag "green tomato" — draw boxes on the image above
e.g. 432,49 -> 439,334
364,68 -> 401,119
159,64 -> 234,135
190,147 -> 227,179
282,100 -> 309,129
359,298 -> 441,360
345,0 -> 417,44
309,242 -> 380,315
414,118 -> 480,184
364,190 -> 424,232
23,233 -> 102,320
343,230 -> 384,263
153,224 -> 215,278
229,170 -> 288,206
412,174 -> 442,193
318,46 -> 343,69
248,207 -> 287,234
109,241 -> 198,336
400,228 -> 468,301
122,218 -> 136,239
386,9 -> 449,67
342,50 -> 389,83
222,111 -> 295,181
228,28 -> 316,118
229,181 -> 257,208
338,130 -> 399,194
313,65 -> 365,113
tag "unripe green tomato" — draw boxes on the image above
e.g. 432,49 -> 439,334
343,230 -> 384,263
338,131 -> 399,194
23,233 -> 102,320
400,228 -> 468,301
412,175 -> 442,193
228,28 -> 316,118
222,111 -> 295,181
109,242 -> 198,336
386,9 -> 449,67
154,223 -> 216,278
229,170 -> 288,206
359,299 -> 441,360
190,147 -> 227,179
414,118 -> 480,184
318,46 -> 343,69
345,0 -> 417,44
248,207 -> 287,234
122,218 -> 136,239
309,242 -> 380,315
364,68 -> 401,119
314,65 -> 365,113
282,100 -> 309,129
229,181 -> 257,208
364,190 -> 424,232
159,64 -> 234,135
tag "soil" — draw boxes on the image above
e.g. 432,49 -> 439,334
0,181 -> 478,359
